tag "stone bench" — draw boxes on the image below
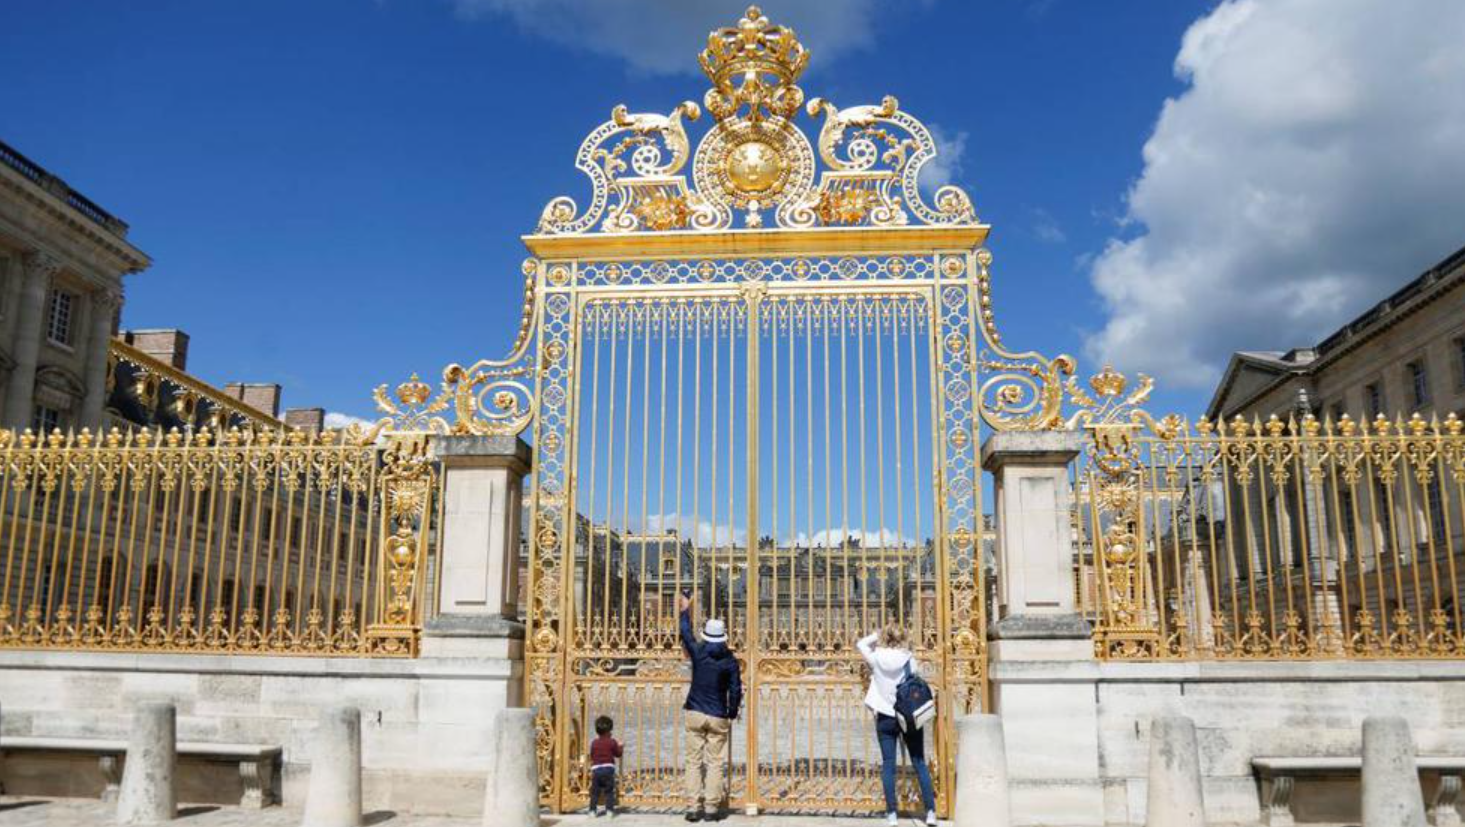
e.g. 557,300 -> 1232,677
0,736 -> 281,808
1253,756 -> 1464,827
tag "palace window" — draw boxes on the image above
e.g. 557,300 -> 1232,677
1374,479 -> 1395,558
1365,382 -> 1385,420
45,288 -> 75,346
1427,477 -> 1447,545
1408,360 -> 1431,408
1456,336 -> 1465,390
1330,402 -> 1345,426
31,405 -> 61,435
1338,488 -> 1358,559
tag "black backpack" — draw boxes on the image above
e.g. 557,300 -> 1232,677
894,657 -> 937,733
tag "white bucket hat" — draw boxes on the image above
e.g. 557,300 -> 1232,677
702,618 -> 727,643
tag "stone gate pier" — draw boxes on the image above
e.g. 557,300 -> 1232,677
0,435 -> 529,817
982,429 -> 1465,826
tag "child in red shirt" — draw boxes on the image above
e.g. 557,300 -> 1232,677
588,715 -> 622,817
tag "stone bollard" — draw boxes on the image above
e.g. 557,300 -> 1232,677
1146,716 -> 1204,827
1363,716 -> 1426,827
483,708 -> 539,827
954,714 -> 1010,827
116,701 -> 176,824
302,705 -> 363,827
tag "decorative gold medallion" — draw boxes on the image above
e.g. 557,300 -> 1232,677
693,115 -> 813,220
725,141 -> 783,192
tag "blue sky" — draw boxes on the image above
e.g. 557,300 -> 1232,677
4,0 -> 1465,426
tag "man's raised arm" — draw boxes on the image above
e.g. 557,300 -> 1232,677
677,593 -> 696,655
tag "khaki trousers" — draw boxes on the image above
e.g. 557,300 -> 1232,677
684,710 -> 731,811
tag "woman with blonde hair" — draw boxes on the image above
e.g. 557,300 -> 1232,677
857,622 -> 937,826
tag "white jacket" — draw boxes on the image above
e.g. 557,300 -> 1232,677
857,633 -> 915,718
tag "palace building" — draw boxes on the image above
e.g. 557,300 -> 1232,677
1207,242 -> 1465,424
0,139 -> 148,433
1,138 -> 325,436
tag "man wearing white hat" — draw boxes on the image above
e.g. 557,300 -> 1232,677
677,592 -> 742,823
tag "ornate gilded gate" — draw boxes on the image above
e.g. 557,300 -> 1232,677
436,7 -> 1071,815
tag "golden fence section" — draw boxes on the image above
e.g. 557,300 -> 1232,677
1076,410 -> 1465,660
0,427 -> 439,657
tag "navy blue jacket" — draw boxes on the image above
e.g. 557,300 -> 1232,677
679,610 -> 742,720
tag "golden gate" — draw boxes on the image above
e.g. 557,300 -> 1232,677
434,7 -> 1073,815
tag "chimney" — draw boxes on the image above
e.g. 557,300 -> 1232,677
122,329 -> 190,371
224,382 -> 282,418
284,407 -> 325,435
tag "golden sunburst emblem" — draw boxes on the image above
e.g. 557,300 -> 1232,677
725,141 -> 783,192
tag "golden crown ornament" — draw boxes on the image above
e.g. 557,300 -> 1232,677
699,5 -> 810,123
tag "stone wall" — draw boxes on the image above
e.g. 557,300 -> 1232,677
0,642 -> 521,817
994,656 -> 1465,825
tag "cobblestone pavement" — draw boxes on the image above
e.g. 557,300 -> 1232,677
0,798 -> 939,826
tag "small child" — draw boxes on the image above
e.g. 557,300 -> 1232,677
588,714 -> 622,817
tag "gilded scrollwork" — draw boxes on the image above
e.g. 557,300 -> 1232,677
797,94 -> 977,228
964,248 -> 1076,432
526,5 -> 976,234
537,102 -> 712,235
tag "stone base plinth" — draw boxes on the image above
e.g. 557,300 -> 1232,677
0,644 -> 523,818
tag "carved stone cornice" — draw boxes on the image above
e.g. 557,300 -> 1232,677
0,166 -> 150,277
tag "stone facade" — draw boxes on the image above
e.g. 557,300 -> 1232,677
0,139 -> 149,432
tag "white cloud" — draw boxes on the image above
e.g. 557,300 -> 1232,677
918,123 -> 968,193
1027,206 -> 1066,244
324,411 -> 374,430
1084,0 -> 1465,389
450,0 -> 903,76
793,527 -> 917,549
644,513 -> 745,548
643,514 -> 916,549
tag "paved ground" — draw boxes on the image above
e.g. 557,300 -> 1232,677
0,797 -> 940,826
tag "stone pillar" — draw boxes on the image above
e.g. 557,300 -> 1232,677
955,714 -> 1010,827
116,701 -> 176,824
80,288 -> 120,431
419,434 -> 528,694
429,435 -> 530,625
1146,716 -> 1204,827
483,708 -> 539,827
1363,716 -> 1425,827
982,429 -> 1101,824
301,705 -> 362,827
2,251 -> 60,430
981,430 -> 1089,638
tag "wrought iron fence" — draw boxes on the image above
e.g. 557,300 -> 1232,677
1076,411 -> 1465,660
0,427 -> 438,656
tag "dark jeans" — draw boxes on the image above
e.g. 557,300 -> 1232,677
589,767 -> 618,811
875,713 -> 936,815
